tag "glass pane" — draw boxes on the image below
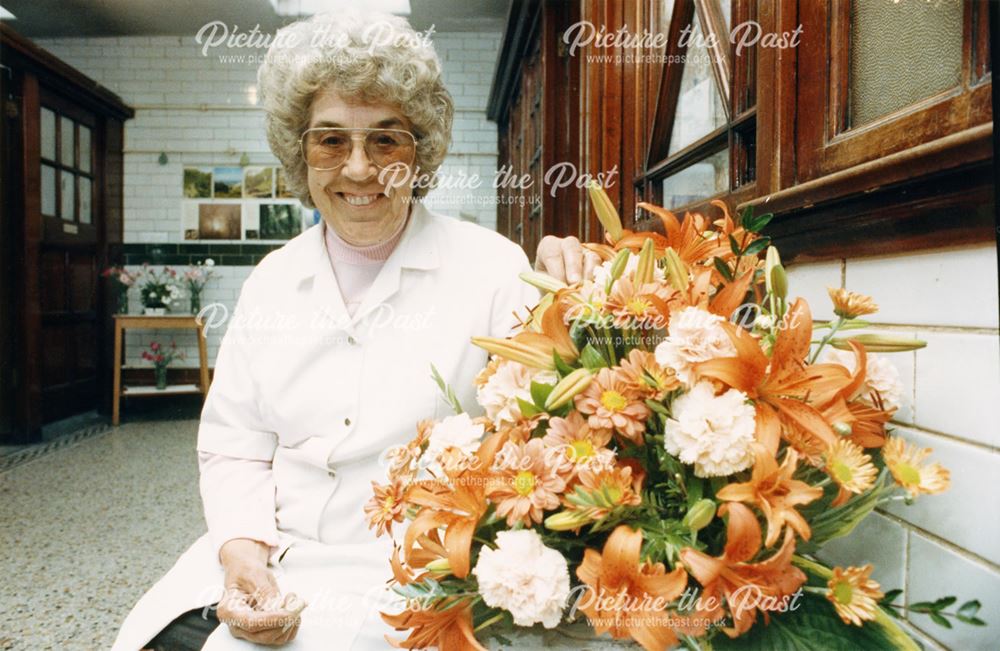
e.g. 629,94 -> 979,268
60,170 -> 75,220
60,116 -> 75,166
79,125 -> 92,173
79,177 -> 92,224
41,108 -> 56,160
850,0 -> 962,127
668,12 -> 727,154
41,164 -> 56,216
720,0 -> 732,31
661,148 -> 729,210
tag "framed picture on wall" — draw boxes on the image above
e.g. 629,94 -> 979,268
259,203 -> 301,240
275,168 -> 295,198
212,167 -> 242,198
243,166 -> 274,198
183,167 -> 212,198
198,203 -> 242,239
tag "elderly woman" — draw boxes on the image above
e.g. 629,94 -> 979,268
113,11 -> 594,651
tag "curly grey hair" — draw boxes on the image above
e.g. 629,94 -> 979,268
257,12 -> 454,205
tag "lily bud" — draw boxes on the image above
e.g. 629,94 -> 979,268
425,558 -> 451,573
682,499 -> 716,532
544,509 -> 593,531
607,248 -> 630,291
829,334 -> 927,353
587,181 -> 624,243
634,238 -> 656,286
471,336 -> 556,370
519,271 -> 568,294
544,368 -> 594,410
833,422 -> 853,437
662,247 -> 689,292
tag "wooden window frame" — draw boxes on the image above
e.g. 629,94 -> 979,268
640,0 -> 759,216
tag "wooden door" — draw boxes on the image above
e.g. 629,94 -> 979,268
35,87 -> 103,424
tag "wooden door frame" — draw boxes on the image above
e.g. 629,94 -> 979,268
0,24 -> 132,441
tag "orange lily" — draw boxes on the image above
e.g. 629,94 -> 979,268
679,502 -> 807,638
472,288 -> 579,369
716,445 -> 823,546
382,598 -> 486,651
402,431 -> 507,579
695,298 -> 848,456
576,525 -> 690,651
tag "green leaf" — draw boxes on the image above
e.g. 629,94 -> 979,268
742,236 -> 772,257
579,343 -> 608,370
909,602 -> 936,614
712,591 -> 922,651
747,212 -> 775,233
958,600 -> 982,618
645,398 -> 670,416
880,589 -> 903,604
713,256 -> 734,281
553,351 -> 575,376
516,396 -> 541,418
929,612 -> 952,629
739,205 -> 754,230
934,596 -> 957,609
430,364 -> 463,414
728,233 -> 742,256
530,380 -> 555,409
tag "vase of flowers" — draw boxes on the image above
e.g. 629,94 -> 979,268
182,258 -> 216,315
101,266 -> 139,314
141,341 -> 183,390
138,264 -> 184,316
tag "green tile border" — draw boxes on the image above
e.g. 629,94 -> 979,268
117,242 -> 286,266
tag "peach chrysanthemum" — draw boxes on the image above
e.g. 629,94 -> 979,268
618,349 -> 680,400
542,411 -> 615,477
574,367 -> 651,445
827,565 -> 884,626
824,439 -> 878,497
882,437 -> 950,497
364,479 -> 407,538
488,438 -> 567,527
827,287 -> 879,319
567,464 -> 643,520
604,277 -> 673,330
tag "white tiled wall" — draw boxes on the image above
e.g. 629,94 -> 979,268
787,242 -> 1000,650
35,30 -> 502,367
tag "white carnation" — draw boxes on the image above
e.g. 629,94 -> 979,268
823,349 -> 904,410
472,530 -> 570,628
476,361 -> 557,426
665,381 -> 756,477
427,413 -> 485,459
654,307 -> 737,385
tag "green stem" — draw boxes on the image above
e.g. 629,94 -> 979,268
809,316 -> 845,363
473,611 -> 505,632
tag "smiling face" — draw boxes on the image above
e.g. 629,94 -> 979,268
306,89 -> 416,246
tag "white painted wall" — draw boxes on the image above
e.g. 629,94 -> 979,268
786,242 -> 1000,650
35,31 -> 501,368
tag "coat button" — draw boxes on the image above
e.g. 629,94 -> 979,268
328,469 -> 337,479
344,417 -> 351,426
347,336 -> 357,345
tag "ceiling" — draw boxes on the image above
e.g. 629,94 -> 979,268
0,0 -> 510,37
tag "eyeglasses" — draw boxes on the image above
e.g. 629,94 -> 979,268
299,127 -> 417,171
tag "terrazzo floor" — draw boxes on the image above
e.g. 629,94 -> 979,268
0,418 -> 206,650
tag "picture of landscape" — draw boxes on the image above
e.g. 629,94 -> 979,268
212,167 -> 242,198
259,204 -> 301,240
243,167 -> 274,198
198,203 -> 242,239
183,167 -> 212,198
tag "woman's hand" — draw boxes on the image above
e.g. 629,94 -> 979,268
216,539 -> 303,646
535,235 -> 600,285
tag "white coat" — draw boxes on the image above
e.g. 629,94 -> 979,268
111,203 -> 538,651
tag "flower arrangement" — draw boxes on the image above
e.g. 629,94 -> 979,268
182,258 -> 216,315
140,340 -> 184,390
367,184 -> 984,650
101,265 -> 140,314
138,264 -> 184,315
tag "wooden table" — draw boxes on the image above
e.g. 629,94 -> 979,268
112,314 -> 210,425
